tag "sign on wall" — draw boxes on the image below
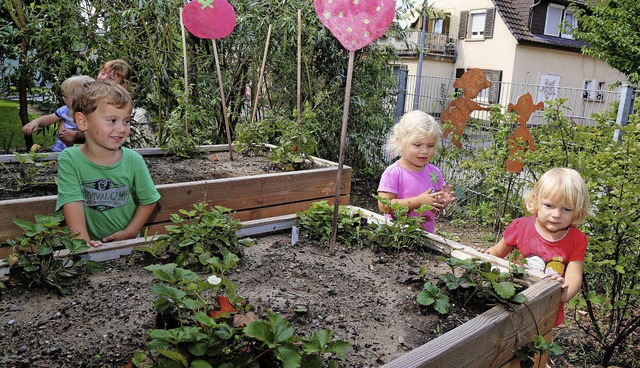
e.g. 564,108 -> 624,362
536,72 -> 560,104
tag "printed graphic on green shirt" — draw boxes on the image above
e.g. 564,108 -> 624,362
81,178 -> 129,211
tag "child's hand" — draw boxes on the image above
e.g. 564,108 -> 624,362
88,240 -> 103,248
548,274 -> 569,289
59,129 -> 77,146
22,122 -> 39,135
419,188 -> 446,209
441,185 -> 457,207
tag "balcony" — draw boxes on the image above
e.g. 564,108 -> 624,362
377,31 -> 457,60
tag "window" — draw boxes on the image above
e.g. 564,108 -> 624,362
583,80 -> 596,100
459,9 -> 495,40
545,4 -> 576,39
597,82 -> 606,100
470,11 -> 486,39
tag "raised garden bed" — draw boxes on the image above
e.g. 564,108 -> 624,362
1,207 -> 561,367
0,144 -> 560,367
0,144 -> 351,256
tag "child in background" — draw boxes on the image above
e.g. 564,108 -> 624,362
22,75 -> 95,152
479,167 -> 591,326
96,59 -> 130,89
96,59 -> 155,148
56,80 -> 160,247
377,110 -> 455,233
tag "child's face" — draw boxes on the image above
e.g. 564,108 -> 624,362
97,69 -> 124,86
77,101 -> 132,151
400,135 -> 438,170
62,93 -> 72,109
535,196 -> 575,237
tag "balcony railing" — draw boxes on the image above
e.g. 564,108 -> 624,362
377,31 -> 456,57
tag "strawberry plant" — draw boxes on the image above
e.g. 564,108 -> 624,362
296,200 -> 365,247
142,202 -> 255,268
4,214 -> 101,294
363,196 -> 432,250
0,144 -> 56,191
132,262 -> 352,367
417,255 -> 528,315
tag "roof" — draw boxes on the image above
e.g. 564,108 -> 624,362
492,0 -> 589,52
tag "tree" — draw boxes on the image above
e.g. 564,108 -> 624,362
571,1 -> 640,84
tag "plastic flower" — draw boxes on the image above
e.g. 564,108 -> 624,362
207,275 -> 222,285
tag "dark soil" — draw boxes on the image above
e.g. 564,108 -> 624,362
0,151 -> 278,200
0,153 -> 622,367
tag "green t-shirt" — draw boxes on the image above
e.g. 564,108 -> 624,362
56,146 -> 161,241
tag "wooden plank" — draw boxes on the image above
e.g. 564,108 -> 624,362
382,279 -> 560,368
149,167 -> 350,222
0,165 -> 350,245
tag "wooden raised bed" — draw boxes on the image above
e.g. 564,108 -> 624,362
0,202 -> 560,367
0,145 -> 351,256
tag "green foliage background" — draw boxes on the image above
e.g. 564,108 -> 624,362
1,0 -> 398,178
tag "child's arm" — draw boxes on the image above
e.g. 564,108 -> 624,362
102,202 -> 158,242
479,237 -> 512,258
549,260 -> 583,303
377,188 -> 446,213
22,114 -> 61,135
62,201 -> 103,247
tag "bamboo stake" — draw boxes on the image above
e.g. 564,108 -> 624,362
329,50 -> 356,247
297,9 -> 302,126
179,7 -> 189,136
251,25 -> 272,124
212,40 -> 234,160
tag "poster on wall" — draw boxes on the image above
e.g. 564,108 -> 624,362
536,72 -> 561,104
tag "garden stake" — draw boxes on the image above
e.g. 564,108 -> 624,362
181,0 -> 237,160
251,25 -> 272,125
212,39 -> 233,160
330,50 -> 355,247
297,9 -> 302,126
313,0 -> 395,247
179,7 -> 190,136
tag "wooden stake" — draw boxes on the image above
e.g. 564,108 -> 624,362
329,50 -> 355,247
212,40 -> 234,160
297,9 -> 302,126
179,7 -> 189,136
251,25 -> 272,124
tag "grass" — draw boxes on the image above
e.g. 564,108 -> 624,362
0,99 -> 56,153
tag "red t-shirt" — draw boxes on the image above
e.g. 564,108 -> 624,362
503,216 -> 588,326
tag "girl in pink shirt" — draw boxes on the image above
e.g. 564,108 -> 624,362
377,110 -> 455,233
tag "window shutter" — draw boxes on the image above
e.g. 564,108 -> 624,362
459,11 -> 468,39
489,70 -> 502,104
484,8 -> 495,39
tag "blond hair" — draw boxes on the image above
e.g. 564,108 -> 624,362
385,110 -> 443,158
99,59 -> 131,90
524,168 -> 592,225
72,80 -> 132,116
60,75 -> 95,98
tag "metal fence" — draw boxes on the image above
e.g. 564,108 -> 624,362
397,73 -> 623,128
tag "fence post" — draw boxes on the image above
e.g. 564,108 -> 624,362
395,67 -> 408,121
613,84 -> 636,142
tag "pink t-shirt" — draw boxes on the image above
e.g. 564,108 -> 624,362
377,161 -> 446,233
503,216 -> 588,326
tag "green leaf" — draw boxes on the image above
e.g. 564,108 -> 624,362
156,348 -> 189,366
493,281 -> 516,300
190,360 -> 214,368
274,342 -> 302,368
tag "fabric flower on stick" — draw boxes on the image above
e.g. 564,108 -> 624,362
182,0 -> 236,159
313,0 -> 394,246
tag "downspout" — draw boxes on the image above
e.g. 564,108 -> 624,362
528,0 -> 542,29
